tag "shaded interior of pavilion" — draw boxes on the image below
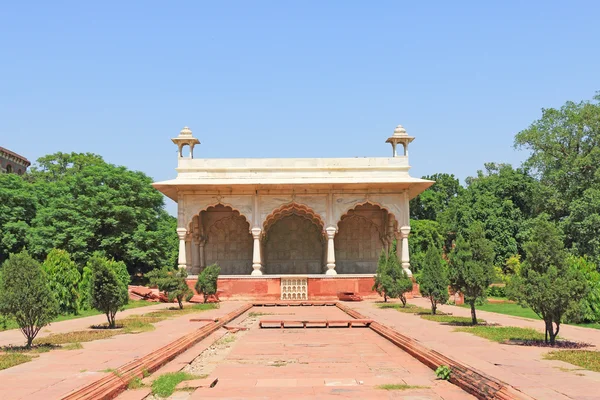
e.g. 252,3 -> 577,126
186,202 -> 399,276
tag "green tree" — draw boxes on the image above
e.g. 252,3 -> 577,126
410,173 -> 464,221
0,251 -> 59,347
78,265 -> 93,310
89,254 -> 129,328
147,267 -> 192,309
372,245 -> 413,305
514,93 -> 600,221
195,264 -> 221,303
564,256 -> 600,324
440,163 -> 539,266
448,223 -> 495,325
25,152 -> 177,274
42,249 -> 81,315
508,216 -> 588,345
373,249 -> 390,301
419,245 -> 449,315
408,219 -> 444,274
563,186 -> 600,267
0,174 -> 37,263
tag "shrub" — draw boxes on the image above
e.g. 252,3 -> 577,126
507,216 -> 587,345
89,254 -> 129,328
486,285 -> 506,298
449,222 -> 495,325
42,249 -> 81,315
419,245 -> 449,315
146,267 -> 192,309
78,265 -> 93,310
195,264 -> 220,303
0,251 -> 59,347
565,256 -> 600,324
435,365 -> 451,380
373,244 -> 413,305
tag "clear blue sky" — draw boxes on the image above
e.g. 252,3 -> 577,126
1,1 -> 599,215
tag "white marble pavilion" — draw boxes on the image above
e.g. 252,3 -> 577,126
153,126 -> 433,279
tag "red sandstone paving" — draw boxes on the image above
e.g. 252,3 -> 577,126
348,299 -> 600,400
188,306 -> 475,399
0,302 -> 174,348
0,302 -> 242,400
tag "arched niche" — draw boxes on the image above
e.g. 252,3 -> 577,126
199,204 -> 253,275
335,203 -> 397,274
263,203 -> 325,275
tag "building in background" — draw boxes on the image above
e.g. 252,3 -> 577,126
0,147 -> 30,174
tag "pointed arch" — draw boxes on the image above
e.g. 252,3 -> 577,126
263,202 -> 325,235
335,202 -> 396,274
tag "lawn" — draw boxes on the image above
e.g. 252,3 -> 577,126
459,301 -> 600,330
0,300 -> 157,332
377,303 -> 431,314
459,302 -> 539,320
420,314 -> 484,326
544,350 -> 600,373
455,325 -> 545,343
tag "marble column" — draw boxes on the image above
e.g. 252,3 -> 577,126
325,226 -> 337,275
176,227 -> 187,269
199,240 -> 205,270
400,225 -> 412,277
192,236 -> 201,274
185,236 -> 192,270
251,227 -> 263,276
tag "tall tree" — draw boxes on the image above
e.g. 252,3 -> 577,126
24,152 -> 177,274
508,215 -> 588,345
440,163 -> 539,266
448,222 -> 495,325
410,173 -> 464,221
408,219 -> 444,274
563,186 -> 600,267
0,174 -> 37,262
514,93 -> 600,220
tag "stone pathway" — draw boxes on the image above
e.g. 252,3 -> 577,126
0,302 -> 242,400
0,303 -> 173,348
144,306 -> 474,399
346,300 -> 600,400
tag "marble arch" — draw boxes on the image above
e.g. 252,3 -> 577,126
154,125 -> 434,279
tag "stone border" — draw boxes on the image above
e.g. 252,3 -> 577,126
335,302 -> 533,400
61,303 -> 252,400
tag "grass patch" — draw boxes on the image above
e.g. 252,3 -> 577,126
376,384 -> 429,390
249,312 -> 272,317
455,326 -> 545,343
35,329 -> 119,345
215,335 -> 236,346
151,372 -> 200,397
545,350 -> 600,373
62,342 -> 83,350
377,303 -> 431,314
127,376 -> 145,389
34,304 -> 217,346
0,353 -> 33,370
420,315 -> 485,326
460,302 -> 540,320
145,303 -> 218,320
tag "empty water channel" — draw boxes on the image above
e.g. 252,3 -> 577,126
128,304 -> 474,400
